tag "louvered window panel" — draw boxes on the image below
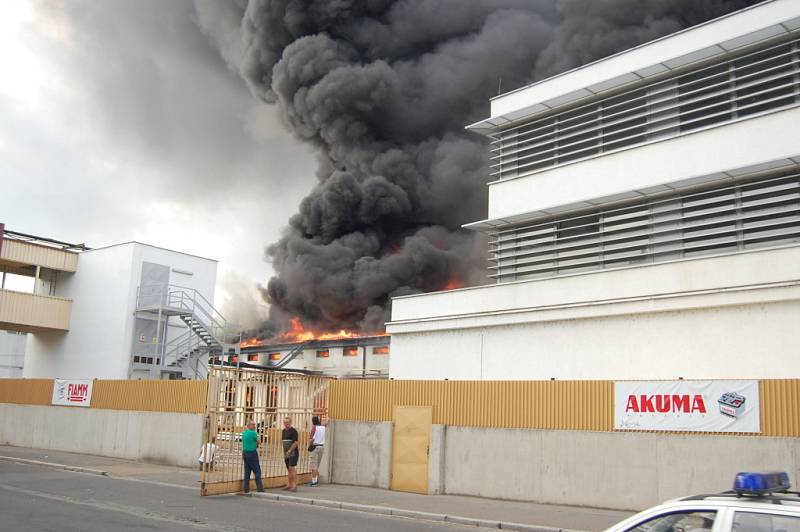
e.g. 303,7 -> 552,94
490,170 -> 800,282
490,37 -> 800,182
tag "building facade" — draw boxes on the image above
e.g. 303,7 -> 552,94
3,233 -> 227,381
387,0 -> 800,380
239,335 -> 390,378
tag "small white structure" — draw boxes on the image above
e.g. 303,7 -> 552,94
241,336 -> 390,378
23,242 -> 224,380
387,0 -> 800,380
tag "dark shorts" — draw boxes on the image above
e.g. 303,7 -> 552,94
284,453 -> 298,468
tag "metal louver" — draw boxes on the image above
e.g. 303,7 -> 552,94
490,170 -> 800,282
491,36 -> 800,182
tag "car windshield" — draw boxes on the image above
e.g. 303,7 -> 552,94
627,510 -> 716,532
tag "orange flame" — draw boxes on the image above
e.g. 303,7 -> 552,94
239,316 -> 387,347
240,337 -> 264,348
442,277 -> 465,291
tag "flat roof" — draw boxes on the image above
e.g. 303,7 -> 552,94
85,241 -> 218,263
468,0 -> 800,134
1,227 -> 88,252
242,335 -> 390,352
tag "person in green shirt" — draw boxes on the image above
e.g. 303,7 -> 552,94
241,420 -> 263,493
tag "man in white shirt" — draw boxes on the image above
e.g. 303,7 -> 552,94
309,416 -> 326,486
198,436 -> 218,471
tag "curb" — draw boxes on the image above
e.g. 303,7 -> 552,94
251,492 -> 587,532
0,456 -> 591,532
0,455 -> 109,477
0,455 -> 198,491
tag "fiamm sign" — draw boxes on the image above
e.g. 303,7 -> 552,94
52,379 -> 93,407
614,380 -> 760,433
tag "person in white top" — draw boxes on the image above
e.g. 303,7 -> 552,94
308,416 -> 326,486
197,436 -> 218,471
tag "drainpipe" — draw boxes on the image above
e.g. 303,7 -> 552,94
362,343 -> 366,379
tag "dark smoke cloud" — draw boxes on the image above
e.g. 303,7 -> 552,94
535,0 -> 758,78
196,0 -> 759,338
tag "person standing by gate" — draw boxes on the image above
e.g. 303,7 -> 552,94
281,416 -> 299,491
308,416 -> 325,487
198,436 -> 218,471
241,420 -> 263,493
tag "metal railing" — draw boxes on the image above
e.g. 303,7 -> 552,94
135,283 -> 241,379
162,330 -> 210,379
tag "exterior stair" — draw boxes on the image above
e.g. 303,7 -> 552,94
134,283 -> 240,380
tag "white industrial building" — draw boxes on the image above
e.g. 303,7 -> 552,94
239,335 -> 391,378
387,0 -> 800,380
1,226 -> 235,380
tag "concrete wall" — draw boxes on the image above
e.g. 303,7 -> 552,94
328,420 -> 392,489
330,420 -> 800,511
442,426 -> 800,510
0,403 -> 203,467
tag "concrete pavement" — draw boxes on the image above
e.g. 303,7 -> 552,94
0,445 -> 633,531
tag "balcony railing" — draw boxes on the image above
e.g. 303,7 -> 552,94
0,289 -> 72,333
0,238 -> 78,272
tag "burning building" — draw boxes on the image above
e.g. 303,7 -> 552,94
212,317 -> 390,378
196,0 -> 757,343
238,335 -> 390,379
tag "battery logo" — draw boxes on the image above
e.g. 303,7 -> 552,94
718,392 -> 746,418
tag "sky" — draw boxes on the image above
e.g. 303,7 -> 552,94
0,1 -> 317,328
1,0 -> 758,333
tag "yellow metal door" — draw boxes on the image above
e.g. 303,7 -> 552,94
390,405 -> 432,494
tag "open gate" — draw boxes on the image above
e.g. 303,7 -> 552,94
201,366 -> 331,496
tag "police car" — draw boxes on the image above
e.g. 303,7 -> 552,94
604,472 -> 800,532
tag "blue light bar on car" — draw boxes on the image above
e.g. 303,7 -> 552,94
733,471 -> 791,495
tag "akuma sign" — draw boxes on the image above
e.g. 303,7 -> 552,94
614,380 -> 759,433
624,394 -> 707,413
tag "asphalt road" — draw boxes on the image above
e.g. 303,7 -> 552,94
0,461 -> 484,532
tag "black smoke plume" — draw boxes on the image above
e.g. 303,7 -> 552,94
196,0 -> 759,338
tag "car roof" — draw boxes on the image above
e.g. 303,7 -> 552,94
656,494 -> 800,513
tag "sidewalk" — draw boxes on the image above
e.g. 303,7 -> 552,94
0,445 -> 633,531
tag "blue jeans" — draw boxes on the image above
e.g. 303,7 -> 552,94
242,451 -> 263,492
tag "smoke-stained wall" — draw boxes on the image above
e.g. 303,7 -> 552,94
195,0 -> 758,337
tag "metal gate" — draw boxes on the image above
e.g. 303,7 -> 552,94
201,366 -> 331,496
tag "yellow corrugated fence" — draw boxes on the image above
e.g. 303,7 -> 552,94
0,378 -> 206,414
91,380 -> 206,414
329,380 -> 613,431
0,378 -> 53,406
330,379 -> 800,437
760,379 -> 800,437
1,378 -> 798,435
